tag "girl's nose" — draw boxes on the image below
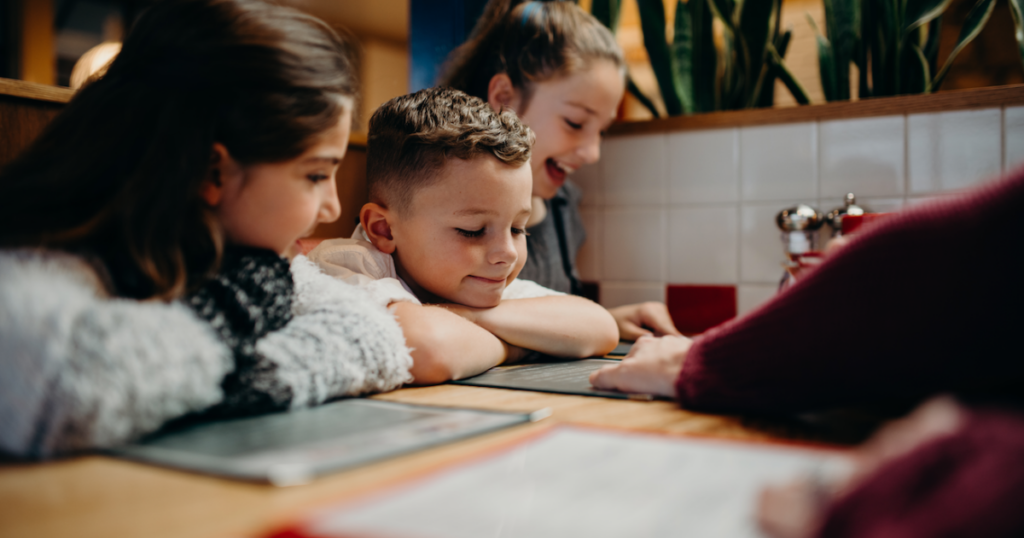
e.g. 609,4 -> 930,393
577,133 -> 601,165
318,179 -> 342,224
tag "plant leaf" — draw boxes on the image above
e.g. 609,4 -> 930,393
691,0 -> 717,113
1009,0 -> 1024,70
737,0 -> 776,99
857,0 -> 872,97
910,41 -> 931,92
929,0 -> 997,92
903,0 -> 954,36
626,75 -> 661,118
591,0 -> 623,31
768,43 -> 811,105
636,0 -> 684,115
706,0 -> 737,33
807,14 -> 838,101
673,0 -> 696,114
756,28 -> 792,107
828,0 -> 858,100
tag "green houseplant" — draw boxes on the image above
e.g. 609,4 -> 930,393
591,0 -> 810,117
811,0 -> 1024,100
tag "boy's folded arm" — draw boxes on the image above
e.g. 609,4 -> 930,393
389,301 -> 509,385
464,295 -> 619,358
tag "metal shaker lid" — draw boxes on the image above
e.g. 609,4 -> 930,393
826,193 -> 866,230
776,204 -> 824,231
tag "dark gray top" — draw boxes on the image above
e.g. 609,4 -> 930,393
519,181 -> 586,295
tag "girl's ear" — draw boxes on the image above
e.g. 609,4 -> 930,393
200,143 -> 232,207
360,203 -> 397,254
487,73 -> 521,113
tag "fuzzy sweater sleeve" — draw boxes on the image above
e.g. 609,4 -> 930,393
0,250 -> 233,458
247,255 -> 414,410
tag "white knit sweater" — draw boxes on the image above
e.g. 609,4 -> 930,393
0,249 -> 413,458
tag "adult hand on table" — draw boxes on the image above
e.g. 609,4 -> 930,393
607,301 -> 682,341
757,397 -> 966,538
588,334 -> 692,398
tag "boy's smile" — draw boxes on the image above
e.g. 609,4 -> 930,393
385,156 -> 533,308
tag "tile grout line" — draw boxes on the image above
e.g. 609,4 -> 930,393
735,127 -> 743,287
662,133 -> 670,288
903,114 -> 910,206
814,120 -> 821,203
1002,106 -> 1007,173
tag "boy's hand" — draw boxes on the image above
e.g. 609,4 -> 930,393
608,302 -> 683,341
589,334 -> 691,397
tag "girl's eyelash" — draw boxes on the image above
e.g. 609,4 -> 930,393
307,173 -> 329,183
512,227 -> 529,236
564,118 -> 583,130
456,227 -> 485,238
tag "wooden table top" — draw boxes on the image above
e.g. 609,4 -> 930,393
0,383 -> 865,538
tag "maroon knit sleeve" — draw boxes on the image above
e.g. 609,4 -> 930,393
675,167 -> 1024,414
815,409 -> 1024,538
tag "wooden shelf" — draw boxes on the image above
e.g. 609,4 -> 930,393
608,84 -> 1024,136
0,78 -> 73,103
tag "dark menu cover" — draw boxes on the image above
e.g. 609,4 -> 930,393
111,399 -> 536,485
452,358 -> 657,400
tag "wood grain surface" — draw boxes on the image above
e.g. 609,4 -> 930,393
0,78 -> 74,103
0,383 -> 863,538
608,84 -> 1024,136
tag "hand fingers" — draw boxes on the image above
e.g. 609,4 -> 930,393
618,321 -> 653,341
639,303 -> 682,336
756,481 -> 823,538
589,362 -> 621,389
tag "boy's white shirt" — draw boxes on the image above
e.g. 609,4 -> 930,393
307,224 -> 564,308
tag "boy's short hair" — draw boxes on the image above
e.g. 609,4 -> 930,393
366,86 -> 535,213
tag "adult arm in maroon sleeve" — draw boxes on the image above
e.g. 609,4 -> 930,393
814,408 -> 1024,538
676,168 -> 1024,414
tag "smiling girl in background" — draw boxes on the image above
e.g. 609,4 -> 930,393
441,0 -> 682,340
0,0 -> 412,458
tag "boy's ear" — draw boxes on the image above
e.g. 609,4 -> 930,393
360,202 -> 397,254
200,143 -> 232,207
487,73 -> 521,113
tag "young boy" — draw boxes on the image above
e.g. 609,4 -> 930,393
308,87 -> 617,384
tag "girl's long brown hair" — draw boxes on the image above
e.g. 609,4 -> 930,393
0,0 -> 358,299
440,0 -> 623,109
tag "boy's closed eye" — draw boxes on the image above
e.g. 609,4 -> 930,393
455,227 -> 530,238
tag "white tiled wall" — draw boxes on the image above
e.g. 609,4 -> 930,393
577,107 -> 1017,316
741,122 -> 818,201
908,109 -> 1002,194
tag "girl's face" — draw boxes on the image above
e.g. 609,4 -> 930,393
210,109 -> 350,255
498,60 -> 624,199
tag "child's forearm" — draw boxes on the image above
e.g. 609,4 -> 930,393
470,296 -> 619,358
389,302 -> 509,385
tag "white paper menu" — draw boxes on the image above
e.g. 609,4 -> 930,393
283,426 -> 852,538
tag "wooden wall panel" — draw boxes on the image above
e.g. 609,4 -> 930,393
0,94 -> 63,169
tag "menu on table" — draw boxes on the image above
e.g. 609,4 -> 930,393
272,425 -> 852,538
111,399 -> 537,485
452,358 -> 656,400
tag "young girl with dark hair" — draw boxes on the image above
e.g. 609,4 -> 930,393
0,0 -> 412,459
441,0 -> 681,341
